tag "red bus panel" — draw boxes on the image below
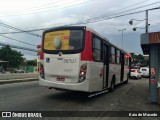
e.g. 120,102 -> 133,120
81,31 -> 93,61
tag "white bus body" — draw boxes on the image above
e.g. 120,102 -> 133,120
39,26 -> 130,93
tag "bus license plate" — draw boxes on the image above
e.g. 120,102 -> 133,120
57,77 -> 65,82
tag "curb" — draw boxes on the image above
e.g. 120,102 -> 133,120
0,78 -> 38,85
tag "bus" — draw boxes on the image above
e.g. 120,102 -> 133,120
39,26 -> 130,93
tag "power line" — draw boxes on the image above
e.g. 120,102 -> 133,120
0,20 -> 40,48
0,0 -> 95,17
0,0 -> 155,21
0,42 -> 37,52
0,6 -> 159,35
0,7 -> 158,36
0,28 -> 45,35
103,1 -> 160,19
0,5 -> 159,54
0,35 -> 37,47
150,20 -> 160,25
16,0 -> 87,13
70,6 -> 160,25
0,5 -> 159,36
87,0 -> 150,21
0,21 -> 42,37
75,1 -> 160,24
0,1 -> 69,14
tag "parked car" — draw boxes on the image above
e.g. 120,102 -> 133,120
134,65 -> 140,69
140,67 -> 149,77
130,69 -> 142,79
14,69 -> 25,73
0,66 -> 5,74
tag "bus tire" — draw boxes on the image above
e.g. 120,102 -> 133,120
124,79 -> 128,84
109,76 -> 115,92
124,74 -> 129,84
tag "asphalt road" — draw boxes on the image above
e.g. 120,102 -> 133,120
0,73 -> 38,80
0,78 -> 159,120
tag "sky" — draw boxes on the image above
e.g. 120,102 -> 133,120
0,0 -> 160,60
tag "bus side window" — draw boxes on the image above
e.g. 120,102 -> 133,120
110,47 -> 115,63
92,37 -> 102,61
125,57 -> 129,65
116,50 -> 120,64
109,46 -> 112,63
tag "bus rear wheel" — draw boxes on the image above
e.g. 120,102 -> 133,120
109,76 -> 115,92
124,73 -> 129,84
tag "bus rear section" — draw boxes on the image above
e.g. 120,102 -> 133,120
39,26 -> 130,93
39,26 -> 90,92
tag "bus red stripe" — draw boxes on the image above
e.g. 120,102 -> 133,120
81,31 -> 93,61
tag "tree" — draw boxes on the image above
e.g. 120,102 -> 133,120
137,54 -> 144,60
0,45 -> 24,69
130,53 -> 148,66
130,53 -> 136,59
26,59 -> 37,66
130,53 -> 144,60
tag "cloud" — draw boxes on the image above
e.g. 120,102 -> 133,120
0,0 -> 160,59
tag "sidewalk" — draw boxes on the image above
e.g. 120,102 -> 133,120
98,79 -> 160,119
112,79 -> 160,111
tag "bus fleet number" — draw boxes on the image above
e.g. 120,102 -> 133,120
64,59 -> 76,63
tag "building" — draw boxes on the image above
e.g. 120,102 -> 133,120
141,32 -> 160,103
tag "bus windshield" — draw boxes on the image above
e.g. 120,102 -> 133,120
43,30 -> 83,51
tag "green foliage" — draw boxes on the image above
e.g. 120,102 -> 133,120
137,54 -> 144,60
0,45 -> 24,69
130,53 -> 144,60
130,53 -> 149,66
26,59 -> 37,66
130,53 -> 136,59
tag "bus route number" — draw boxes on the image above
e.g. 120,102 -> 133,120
64,59 -> 76,63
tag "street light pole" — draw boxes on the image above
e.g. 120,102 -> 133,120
129,7 -> 160,33
129,10 -> 149,33
118,29 -> 126,49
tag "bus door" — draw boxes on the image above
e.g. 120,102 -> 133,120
120,52 -> 124,82
103,44 -> 109,88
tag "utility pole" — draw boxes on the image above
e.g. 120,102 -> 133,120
146,10 -> 148,33
129,6 -> 160,104
118,29 -> 126,49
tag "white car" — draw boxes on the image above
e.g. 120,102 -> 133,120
130,69 -> 142,79
14,69 -> 25,73
139,67 -> 149,77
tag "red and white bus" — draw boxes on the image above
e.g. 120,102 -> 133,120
39,26 -> 130,92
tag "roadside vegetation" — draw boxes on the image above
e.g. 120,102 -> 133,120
0,45 -> 37,73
